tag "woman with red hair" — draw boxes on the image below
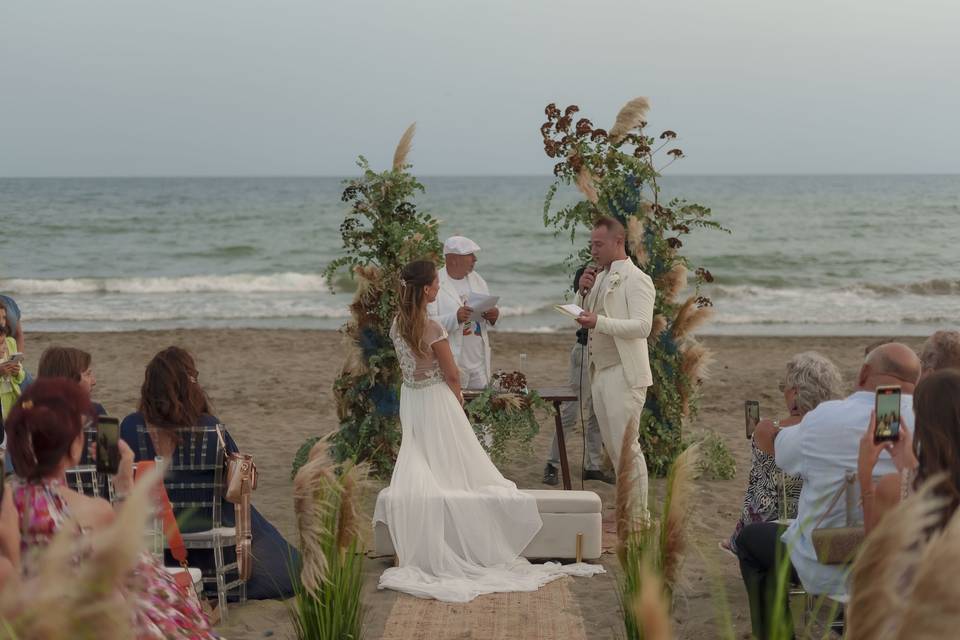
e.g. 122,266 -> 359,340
5,378 -> 216,638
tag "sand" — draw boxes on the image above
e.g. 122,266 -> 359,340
18,330 -> 924,639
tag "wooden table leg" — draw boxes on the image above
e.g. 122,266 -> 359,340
553,400 -> 572,490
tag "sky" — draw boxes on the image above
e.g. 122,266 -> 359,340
2,0 -> 958,177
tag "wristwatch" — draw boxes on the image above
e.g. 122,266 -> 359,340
772,419 -> 781,430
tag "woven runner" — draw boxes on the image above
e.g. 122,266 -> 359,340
380,577 -> 587,640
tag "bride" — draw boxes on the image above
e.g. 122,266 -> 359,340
374,260 -> 602,603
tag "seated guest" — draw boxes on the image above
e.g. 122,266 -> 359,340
0,476 -> 20,588
37,346 -> 106,415
736,342 -> 920,638
0,304 -> 26,423
918,329 -> 960,379
724,352 -> 844,554
0,295 -> 24,353
120,346 -> 300,600
5,378 -> 216,637
858,368 -> 960,534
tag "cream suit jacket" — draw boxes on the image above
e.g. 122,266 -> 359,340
586,258 -> 655,388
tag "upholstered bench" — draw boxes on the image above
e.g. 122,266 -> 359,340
373,489 -> 602,561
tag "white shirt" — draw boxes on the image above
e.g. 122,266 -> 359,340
449,276 -> 486,376
776,391 -> 912,595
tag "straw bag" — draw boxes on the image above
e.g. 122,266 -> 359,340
811,472 -> 864,565
216,426 -> 257,581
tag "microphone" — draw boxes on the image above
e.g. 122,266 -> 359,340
579,264 -> 599,297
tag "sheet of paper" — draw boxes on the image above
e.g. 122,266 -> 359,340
553,303 -> 585,319
466,293 -> 499,321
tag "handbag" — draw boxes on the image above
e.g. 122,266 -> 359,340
811,471 -> 865,565
216,425 -> 256,582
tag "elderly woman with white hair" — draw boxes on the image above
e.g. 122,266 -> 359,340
722,352 -> 845,555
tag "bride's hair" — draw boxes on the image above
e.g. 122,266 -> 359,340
396,260 -> 437,357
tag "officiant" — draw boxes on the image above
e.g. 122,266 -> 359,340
427,235 -> 499,388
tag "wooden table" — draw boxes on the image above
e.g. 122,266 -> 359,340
463,385 -> 578,490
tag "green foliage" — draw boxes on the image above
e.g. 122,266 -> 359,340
687,430 -> 737,480
291,542 -> 365,640
539,100 -> 728,475
292,436 -> 322,479
464,388 -> 551,464
323,154 -> 442,477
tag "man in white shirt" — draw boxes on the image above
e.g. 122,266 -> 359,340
575,217 -> 656,510
427,236 -> 499,388
736,342 -> 921,638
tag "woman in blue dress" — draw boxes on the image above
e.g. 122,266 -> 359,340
120,346 -> 299,600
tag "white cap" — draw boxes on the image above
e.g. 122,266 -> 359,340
443,235 -> 481,256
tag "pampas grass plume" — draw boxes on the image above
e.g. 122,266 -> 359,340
609,97 -> 651,144
657,264 -> 688,304
847,479 -> 952,640
575,165 -> 599,204
681,341 -> 712,383
392,122 -> 416,171
671,296 -> 713,340
631,564 -> 675,640
627,216 -> 647,266
293,439 -> 338,594
659,444 -> 699,591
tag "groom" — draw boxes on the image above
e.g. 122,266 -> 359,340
575,217 -> 655,507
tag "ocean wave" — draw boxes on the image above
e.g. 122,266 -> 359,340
1,272 -> 328,295
23,304 -> 351,322
708,278 -> 960,300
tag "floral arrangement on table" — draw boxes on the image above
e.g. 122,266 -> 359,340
539,97 -> 728,476
316,124 -> 443,477
465,370 -> 550,464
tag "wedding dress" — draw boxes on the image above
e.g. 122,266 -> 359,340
373,318 -> 603,603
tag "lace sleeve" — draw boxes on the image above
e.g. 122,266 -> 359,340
425,319 -> 448,346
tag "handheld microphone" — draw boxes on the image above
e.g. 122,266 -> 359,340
579,263 -> 599,297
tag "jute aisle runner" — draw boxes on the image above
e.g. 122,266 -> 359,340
380,577 -> 588,640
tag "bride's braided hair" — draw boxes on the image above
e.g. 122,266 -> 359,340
396,260 -> 437,357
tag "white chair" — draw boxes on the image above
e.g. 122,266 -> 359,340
133,424 -> 246,618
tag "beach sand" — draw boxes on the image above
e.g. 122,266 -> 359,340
20,330 -> 924,639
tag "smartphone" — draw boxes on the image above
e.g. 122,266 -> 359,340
745,400 -> 760,439
6,353 -> 23,364
874,385 -> 902,443
95,416 -> 121,475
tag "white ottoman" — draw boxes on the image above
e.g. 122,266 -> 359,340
372,489 -> 602,560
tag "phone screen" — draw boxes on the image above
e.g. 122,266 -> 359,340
874,386 -> 902,443
745,400 -> 760,439
96,417 -> 121,475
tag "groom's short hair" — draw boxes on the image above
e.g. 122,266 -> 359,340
593,216 -> 625,239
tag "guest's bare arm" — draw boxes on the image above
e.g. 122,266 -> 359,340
754,415 -> 802,456
432,338 -> 463,404
864,473 -> 902,534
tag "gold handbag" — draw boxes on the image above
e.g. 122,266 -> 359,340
216,426 -> 257,581
811,472 -> 865,565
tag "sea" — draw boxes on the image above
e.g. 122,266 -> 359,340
1,175 -> 958,336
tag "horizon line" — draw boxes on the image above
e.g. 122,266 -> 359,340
1,172 -> 959,179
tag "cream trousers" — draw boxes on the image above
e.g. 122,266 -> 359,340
590,363 -> 649,510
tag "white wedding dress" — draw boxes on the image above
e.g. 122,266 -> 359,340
374,318 -> 603,602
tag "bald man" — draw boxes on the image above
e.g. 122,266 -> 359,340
737,343 -> 921,637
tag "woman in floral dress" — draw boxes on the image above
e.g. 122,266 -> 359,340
5,377 -> 217,639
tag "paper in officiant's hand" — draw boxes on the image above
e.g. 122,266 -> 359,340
466,293 -> 499,321
553,303 -> 585,320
